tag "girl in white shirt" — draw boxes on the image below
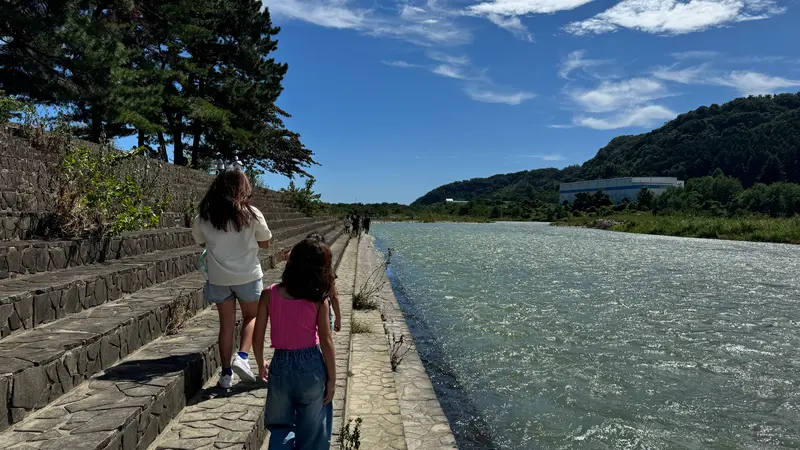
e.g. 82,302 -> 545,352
192,168 -> 272,388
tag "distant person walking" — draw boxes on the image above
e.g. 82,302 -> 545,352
253,238 -> 337,449
363,216 -> 371,234
193,168 -> 272,388
343,216 -> 351,235
351,214 -> 360,236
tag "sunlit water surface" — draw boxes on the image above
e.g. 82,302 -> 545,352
371,222 -> 800,450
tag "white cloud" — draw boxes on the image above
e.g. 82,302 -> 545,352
670,50 -> 720,60
559,50 -> 611,79
652,64 -> 710,83
485,14 -> 533,40
262,0 -> 471,45
426,51 -> 470,66
382,60 -> 419,68
569,78 -> 670,113
575,105 -> 677,129
565,0 -> 785,36
469,0 -> 594,17
517,153 -> 565,160
712,71 -> 800,95
463,87 -> 535,105
466,0 -> 592,38
432,64 -> 469,79
262,0 -> 366,28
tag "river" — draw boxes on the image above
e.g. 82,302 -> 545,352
370,222 -> 800,450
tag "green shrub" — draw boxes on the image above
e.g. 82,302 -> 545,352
51,146 -> 162,237
281,177 -> 322,216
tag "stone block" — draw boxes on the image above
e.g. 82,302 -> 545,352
11,365 -> 48,410
49,247 -> 67,270
0,375 -> 9,431
34,292 -> 55,326
13,295 -> 33,330
6,248 -> 21,274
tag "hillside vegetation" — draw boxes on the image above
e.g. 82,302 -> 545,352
413,93 -> 800,206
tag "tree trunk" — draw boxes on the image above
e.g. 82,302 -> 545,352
157,132 -> 168,162
137,130 -> 145,148
173,113 -> 187,166
90,108 -> 103,143
190,78 -> 205,169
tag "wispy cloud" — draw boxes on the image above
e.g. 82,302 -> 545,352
262,0 -> 471,45
569,78 -> 671,113
565,0 -> 786,36
652,64 -> 710,83
511,153 -> 565,160
382,60 -> 419,68
713,71 -> 800,95
559,50 -> 612,79
575,105 -> 677,130
670,50 -> 721,60
426,51 -> 470,66
262,0 -> 366,28
466,0 -> 593,39
432,64 -> 469,79
463,86 -> 535,105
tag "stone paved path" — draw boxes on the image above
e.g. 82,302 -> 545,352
363,236 -> 458,450
150,233 -> 351,450
344,237 -> 408,450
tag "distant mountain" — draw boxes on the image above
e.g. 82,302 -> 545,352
413,92 -> 800,206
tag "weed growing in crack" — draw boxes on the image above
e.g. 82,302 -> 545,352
339,417 -> 362,450
388,332 -> 411,372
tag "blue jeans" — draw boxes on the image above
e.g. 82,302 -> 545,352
264,346 -> 332,450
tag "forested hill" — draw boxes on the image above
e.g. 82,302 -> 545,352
413,93 -> 800,206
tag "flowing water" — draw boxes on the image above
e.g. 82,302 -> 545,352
370,222 -> 800,450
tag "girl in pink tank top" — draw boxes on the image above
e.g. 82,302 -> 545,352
252,238 -> 336,449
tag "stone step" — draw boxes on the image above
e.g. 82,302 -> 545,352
0,223 -> 340,430
0,219 -> 336,338
0,230 -> 348,450
0,229 -> 195,281
0,217 -> 326,281
146,229 -> 349,450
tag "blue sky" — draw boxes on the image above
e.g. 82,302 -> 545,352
227,0 -> 800,203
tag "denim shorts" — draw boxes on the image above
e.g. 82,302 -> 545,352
203,279 -> 263,303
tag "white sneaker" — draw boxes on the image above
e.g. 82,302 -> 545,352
232,354 -> 256,383
218,372 -> 233,389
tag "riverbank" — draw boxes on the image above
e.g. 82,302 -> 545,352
342,235 -> 457,449
554,213 -> 800,244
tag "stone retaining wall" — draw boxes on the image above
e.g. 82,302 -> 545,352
0,228 -> 195,280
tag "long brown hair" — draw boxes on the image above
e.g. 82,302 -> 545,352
281,238 -> 335,303
199,169 -> 255,232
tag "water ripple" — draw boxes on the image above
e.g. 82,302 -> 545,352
372,222 -> 800,449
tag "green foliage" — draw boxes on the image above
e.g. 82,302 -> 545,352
413,93 -> 800,207
54,146 -> 160,237
281,178 -> 323,216
637,188 -> 655,210
556,213 -> 800,244
353,248 -> 392,311
0,0 -> 315,176
0,91 -> 25,122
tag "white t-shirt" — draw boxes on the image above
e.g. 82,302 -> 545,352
192,207 -> 272,286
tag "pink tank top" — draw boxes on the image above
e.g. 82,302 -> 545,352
268,283 -> 320,350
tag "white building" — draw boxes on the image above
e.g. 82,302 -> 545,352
559,177 -> 684,204
445,198 -> 468,204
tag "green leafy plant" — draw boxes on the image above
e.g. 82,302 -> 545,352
281,177 -> 322,216
0,91 -> 26,123
50,145 -> 161,237
339,417 -> 362,450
